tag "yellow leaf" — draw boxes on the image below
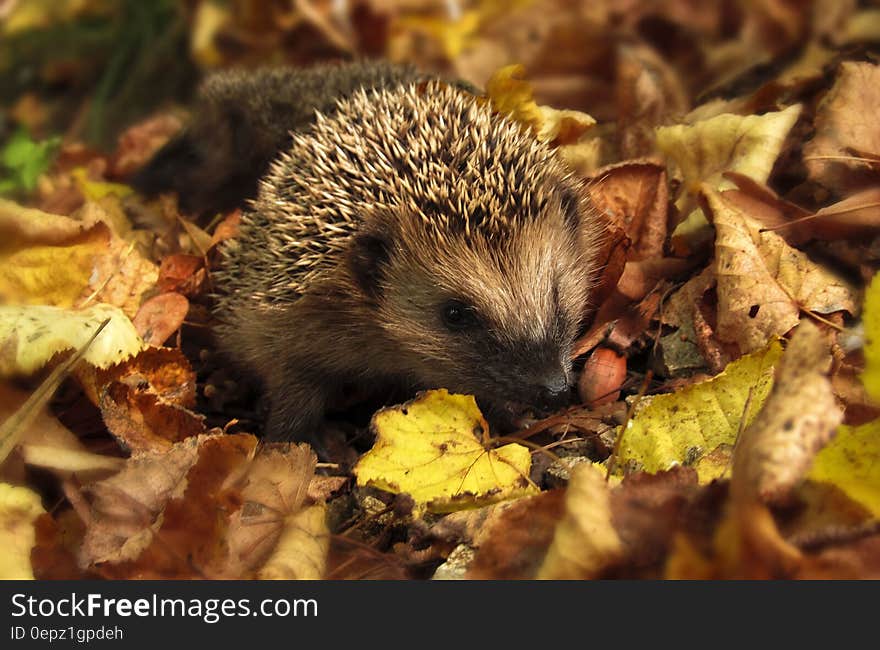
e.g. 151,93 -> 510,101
0,226 -> 108,307
397,11 -> 482,59
0,199 -> 156,315
0,303 -> 144,377
616,340 -> 783,476
0,483 -> 45,579
191,1 -> 229,68
353,389 -> 537,514
656,104 -> 802,253
71,168 -> 133,201
861,273 -> 880,403
487,64 -> 595,145
537,463 -> 621,579
258,505 -> 329,580
809,421 -> 880,517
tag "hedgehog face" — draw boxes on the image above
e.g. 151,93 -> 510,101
364,197 -> 598,422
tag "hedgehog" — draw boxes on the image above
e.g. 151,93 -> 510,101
143,61 -> 606,444
132,61 -> 426,218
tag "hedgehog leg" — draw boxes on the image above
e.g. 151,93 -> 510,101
263,373 -> 329,446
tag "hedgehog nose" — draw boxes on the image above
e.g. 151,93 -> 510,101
536,372 -> 571,410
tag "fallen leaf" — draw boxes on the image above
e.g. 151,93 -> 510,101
809,421 -> 880,518
861,272 -> 880,402
132,292 -> 189,347
804,61 -> 880,191
354,390 -> 538,514
705,187 -> 858,353
0,303 -> 144,377
227,444 -> 327,579
616,340 -> 782,476
537,463 -> 621,579
656,104 -> 802,253
0,483 -> 46,579
732,321 -> 842,505
486,64 -> 596,146
467,490 -> 566,579
587,160 -> 669,260
257,505 -> 328,580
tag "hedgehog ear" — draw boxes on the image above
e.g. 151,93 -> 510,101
349,231 -> 391,300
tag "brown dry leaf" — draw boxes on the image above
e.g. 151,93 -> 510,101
719,175 -> 813,245
704,187 -> 858,354
0,384 -> 122,480
466,490 -> 566,580
81,434 -> 257,578
807,188 -> 880,240
80,346 -> 197,408
157,254 -> 206,296
82,435 -> 325,579
587,160 -> 669,260
227,444 -> 327,579
663,264 -> 740,372
804,61 -> 880,191
537,463 -> 622,579
111,113 -> 184,178
210,210 -> 241,247
733,320 -> 843,505
98,383 -> 206,453
132,293 -> 189,347
80,434 -> 210,570
31,511 -> 87,580
615,43 -> 689,159
77,347 -> 203,453
677,321 -> 846,579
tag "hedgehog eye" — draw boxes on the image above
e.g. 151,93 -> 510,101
441,300 -> 479,331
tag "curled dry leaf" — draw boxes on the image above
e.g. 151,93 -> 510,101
732,320 -> 843,505
586,160 -> 668,260
78,347 -> 204,453
0,483 -> 46,579
537,463 -> 621,579
157,254 -> 206,296
466,491 -> 566,580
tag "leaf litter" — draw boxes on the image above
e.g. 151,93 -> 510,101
2,0 -> 880,580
